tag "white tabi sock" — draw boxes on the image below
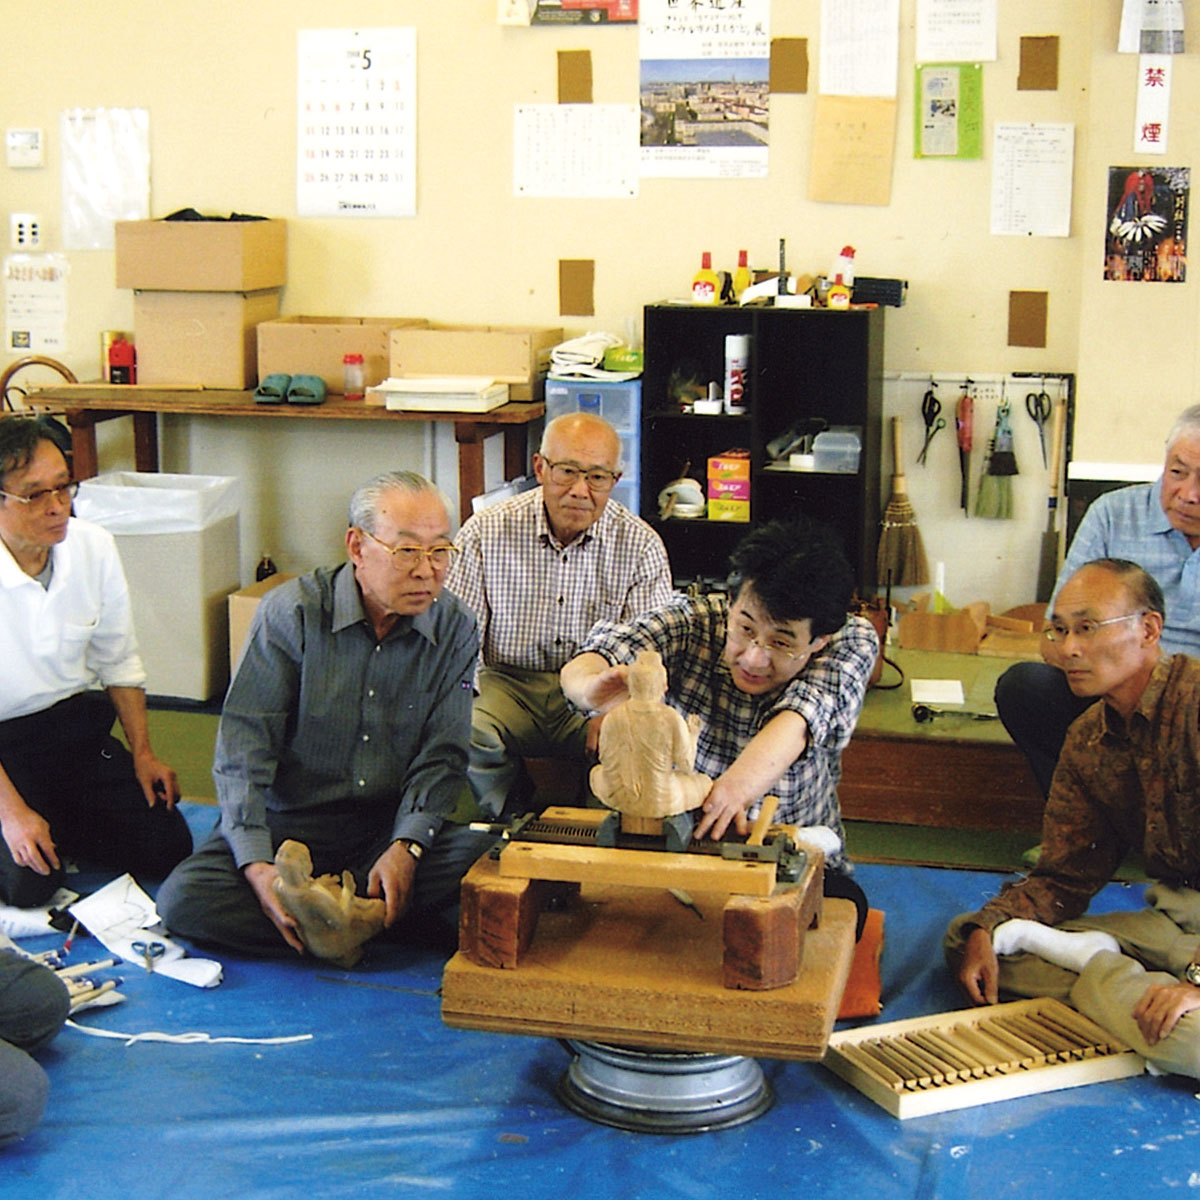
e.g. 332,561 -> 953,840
990,918 -> 1121,974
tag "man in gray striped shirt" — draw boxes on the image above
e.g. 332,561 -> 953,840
158,471 -> 494,958
447,413 -> 673,819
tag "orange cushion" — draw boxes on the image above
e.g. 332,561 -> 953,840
837,908 -> 884,1019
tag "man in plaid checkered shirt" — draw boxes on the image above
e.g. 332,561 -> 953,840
447,412 -> 673,819
561,516 -> 878,935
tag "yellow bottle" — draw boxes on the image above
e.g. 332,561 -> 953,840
732,249 -> 752,302
692,252 -> 720,304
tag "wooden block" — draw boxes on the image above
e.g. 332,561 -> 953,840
459,856 -> 548,969
443,891 -> 857,1060
497,840 -> 778,896
897,611 -> 981,654
722,849 -> 823,990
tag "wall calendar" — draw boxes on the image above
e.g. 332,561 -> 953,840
297,27 -> 417,218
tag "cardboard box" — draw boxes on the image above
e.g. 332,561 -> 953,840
707,477 -> 751,501
257,316 -> 428,395
134,289 -> 281,388
708,498 -> 750,522
707,452 -> 751,480
115,219 -> 287,292
228,574 -> 296,675
389,324 -> 562,402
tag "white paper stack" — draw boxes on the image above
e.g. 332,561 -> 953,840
372,376 -> 510,413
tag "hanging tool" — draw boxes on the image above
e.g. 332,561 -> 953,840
876,416 -> 930,586
916,381 -> 945,465
954,381 -> 974,516
1025,383 -> 1052,468
1036,395 -> 1068,603
975,393 -> 1019,519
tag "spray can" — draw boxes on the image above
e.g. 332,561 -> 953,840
723,334 -> 750,415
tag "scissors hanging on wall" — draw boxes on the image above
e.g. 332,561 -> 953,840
1025,383 -> 1052,468
917,381 -> 945,465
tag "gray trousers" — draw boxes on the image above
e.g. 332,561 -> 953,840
468,667 -> 591,819
945,883 -> 1200,1077
157,816 -> 495,958
0,952 -> 69,1147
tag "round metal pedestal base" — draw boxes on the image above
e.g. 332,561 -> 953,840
557,1040 -> 774,1133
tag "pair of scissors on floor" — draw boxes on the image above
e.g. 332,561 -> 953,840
131,939 -> 166,972
1026,388 -> 1051,467
917,385 -> 945,465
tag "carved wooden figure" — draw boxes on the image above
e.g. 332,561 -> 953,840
272,839 -> 386,968
589,649 -> 712,819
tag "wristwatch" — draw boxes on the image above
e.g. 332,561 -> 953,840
1184,961 -> 1200,987
397,839 -> 424,862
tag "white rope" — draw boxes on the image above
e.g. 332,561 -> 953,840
66,1019 -> 313,1047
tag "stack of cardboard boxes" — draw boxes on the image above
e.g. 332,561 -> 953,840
115,218 -> 288,388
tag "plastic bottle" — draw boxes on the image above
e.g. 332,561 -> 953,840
723,334 -> 750,415
342,353 -> 365,400
108,337 -> 137,385
691,252 -> 720,305
732,250 -> 752,302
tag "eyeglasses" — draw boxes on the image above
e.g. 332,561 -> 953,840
728,617 -> 808,662
0,480 -> 79,511
360,528 -> 458,571
543,460 -> 621,493
1043,611 -> 1146,642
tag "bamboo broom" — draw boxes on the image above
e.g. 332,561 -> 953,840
876,416 -> 930,587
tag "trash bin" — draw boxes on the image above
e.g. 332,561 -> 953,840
75,472 -> 241,702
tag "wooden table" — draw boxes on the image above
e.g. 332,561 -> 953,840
30,385 -> 545,514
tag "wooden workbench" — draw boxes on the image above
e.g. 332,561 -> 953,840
30,384 -> 544,515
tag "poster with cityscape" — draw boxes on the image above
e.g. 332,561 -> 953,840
1104,165 -> 1189,282
639,0 -> 770,179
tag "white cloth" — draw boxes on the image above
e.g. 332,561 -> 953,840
0,517 -> 145,721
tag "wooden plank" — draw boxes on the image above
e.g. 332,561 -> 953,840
824,997 -> 1145,1119
496,840 -> 778,897
442,891 -> 857,1061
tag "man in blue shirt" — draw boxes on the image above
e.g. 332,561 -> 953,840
157,470 -> 494,958
997,404 -> 1200,794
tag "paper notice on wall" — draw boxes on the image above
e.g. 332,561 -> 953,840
297,27 -> 417,217
1134,55 -> 1171,153
819,0 -> 900,97
59,108 -> 149,251
638,0 -> 770,179
1120,0 -> 1185,53
514,104 -> 639,197
990,123 -> 1075,238
4,254 -> 69,355
915,0 -> 997,64
810,95 -> 897,206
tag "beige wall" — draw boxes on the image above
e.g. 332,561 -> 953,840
2,0 -> 1194,587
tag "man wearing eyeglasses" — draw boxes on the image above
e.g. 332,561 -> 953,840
561,516 -> 878,937
0,417 -> 191,908
446,412 -> 673,820
948,558 -> 1200,1078
157,470 -> 494,957
997,404 -> 1200,796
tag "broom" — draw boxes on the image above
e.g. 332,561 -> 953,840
876,416 -> 930,586
1035,398 -> 1067,602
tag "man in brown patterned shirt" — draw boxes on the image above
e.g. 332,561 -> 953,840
945,557 -> 1200,1077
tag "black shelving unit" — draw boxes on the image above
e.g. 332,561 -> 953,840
640,303 -> 884,589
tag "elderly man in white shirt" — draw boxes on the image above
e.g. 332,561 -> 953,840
0,417 -> 190,907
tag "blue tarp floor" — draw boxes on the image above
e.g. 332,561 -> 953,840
5,804 -> 1200,1200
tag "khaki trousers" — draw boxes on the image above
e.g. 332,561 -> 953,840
945,884 -> 1200,1077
